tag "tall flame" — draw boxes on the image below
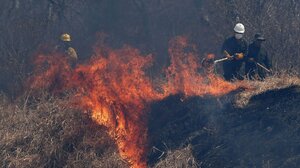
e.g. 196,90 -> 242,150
28,36 -> 243,168
164,36 -> 240,97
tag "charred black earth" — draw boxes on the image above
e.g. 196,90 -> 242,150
148,86 -> 300,167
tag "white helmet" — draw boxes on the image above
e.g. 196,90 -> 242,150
234,23 -> 245,34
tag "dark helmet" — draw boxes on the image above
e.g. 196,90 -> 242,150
254,33 -> 266,41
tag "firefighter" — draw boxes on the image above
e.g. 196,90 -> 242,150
56,33 -> 78,68
221,23 -> 248,81
245,33 -> 272,80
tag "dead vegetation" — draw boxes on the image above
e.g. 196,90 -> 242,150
1,1 -> 300,168
154,145 -> 198,168
0,73 -> 300,168
235,72 -> 300,107
0,92 -> 128,168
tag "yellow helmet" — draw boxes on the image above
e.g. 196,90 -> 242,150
60,33 -> 71,42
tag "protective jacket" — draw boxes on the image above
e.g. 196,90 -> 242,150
55,43 -> 78,68
221,36 -> 248,81
245,43 -> 271,79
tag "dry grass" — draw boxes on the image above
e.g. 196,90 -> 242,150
154,145 -> 198,168
0,91 -> 200,168
0,92 -> 200,168
235,73 -> 300,107
0,92 -> 128,168
1,73 -> 299,168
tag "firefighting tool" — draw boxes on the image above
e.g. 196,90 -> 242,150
256,62 -> 271,73
213,50 -> 244,64
247,57 -> 271,73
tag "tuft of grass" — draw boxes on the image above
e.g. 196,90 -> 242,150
154,145 -> 198,168
235,73 -> 300,107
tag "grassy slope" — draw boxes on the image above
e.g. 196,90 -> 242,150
0,75 -> 299,168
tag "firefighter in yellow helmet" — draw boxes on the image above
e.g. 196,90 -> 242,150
56,33 -> 78,68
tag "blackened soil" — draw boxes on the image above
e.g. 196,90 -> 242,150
148,86 -> 300,168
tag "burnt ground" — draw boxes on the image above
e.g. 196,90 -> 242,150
149,86 -> 300,167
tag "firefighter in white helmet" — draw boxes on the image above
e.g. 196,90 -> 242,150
221,23 -> 248,81
56,33 -> 78,68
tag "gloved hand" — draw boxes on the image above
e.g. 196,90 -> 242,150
248,57 -> 255,62
235,53 -> 244,60
225,53 -> 234,60
223,50 -> 233,60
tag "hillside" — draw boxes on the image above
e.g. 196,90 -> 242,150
1,1 -> 300,167
1,75 -> 299,168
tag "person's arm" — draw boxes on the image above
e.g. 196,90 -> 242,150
67,47 -> 78,61
233,40 -> 248,61
221,39 -> 228,56
221,39 -> 234,60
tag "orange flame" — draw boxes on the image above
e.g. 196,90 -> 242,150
164,36 -> 240,97
71,46 -> 163,168
28,53 -> 73,93
28,36 -> 243,168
